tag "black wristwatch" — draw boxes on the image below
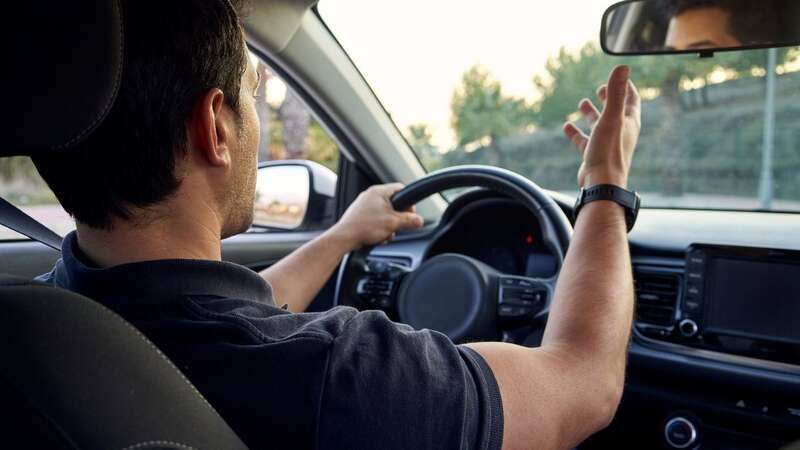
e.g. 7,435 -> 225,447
573,184 -> 641,232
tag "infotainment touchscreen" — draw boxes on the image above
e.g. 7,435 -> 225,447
705,257 -> 800,345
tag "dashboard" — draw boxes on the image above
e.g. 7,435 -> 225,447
350,190 -> 800,449
603,210 -> 800,449
635,244 -> 800,366
426,199 -> 557,278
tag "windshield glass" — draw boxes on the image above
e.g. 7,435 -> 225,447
319,0 -> 800,211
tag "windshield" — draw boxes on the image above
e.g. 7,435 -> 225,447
319,0 -> 800,212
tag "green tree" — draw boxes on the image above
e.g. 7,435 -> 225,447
278,89 -> 311,160
305,122 -> 339,172
450,65 -> 534,166
534,44 -> 620,128
0,157 -> 37,182
255,61 -> 273,163
0,157 -> 54,205
534,43 -> 796,126
533,43 -> 797,195
406,124 -> 441,170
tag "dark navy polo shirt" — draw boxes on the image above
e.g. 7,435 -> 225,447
38,232 -> 503,450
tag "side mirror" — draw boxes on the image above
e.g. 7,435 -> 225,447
253,160 -> 337,231
601,0 -> 800,56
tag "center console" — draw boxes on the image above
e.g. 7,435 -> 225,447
621,244 -> 800,449
673,244 -> 800,366
637,244 -> 800,366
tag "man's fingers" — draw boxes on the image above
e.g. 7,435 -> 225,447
597,85 -> 608,103
563,123 -> 589,155
625,79 -> 641,116
395,212 -> 424,230
602,65 -> 630,119
371,182 -> 405,198
598,76 -> 639,119
579,99 -> 601,129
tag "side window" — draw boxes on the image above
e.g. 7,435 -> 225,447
0,54 -> 340,241
250,53 -> 340,231
251,53 -> 339,171
0,158 -> 73,241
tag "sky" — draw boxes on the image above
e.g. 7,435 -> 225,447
318,0 -> 614,148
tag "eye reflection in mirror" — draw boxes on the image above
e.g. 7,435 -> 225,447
602,0 -> 800,56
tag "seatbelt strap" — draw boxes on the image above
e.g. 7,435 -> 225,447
0,197 -> 63,251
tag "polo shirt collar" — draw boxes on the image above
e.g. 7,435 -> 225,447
53,232 -> 274,305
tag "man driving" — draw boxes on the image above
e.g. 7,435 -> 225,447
34,0 -> 641,448
663,0 -> 780,51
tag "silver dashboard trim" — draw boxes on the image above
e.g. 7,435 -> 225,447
632,329 -> 800,376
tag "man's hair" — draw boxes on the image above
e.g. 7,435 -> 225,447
33,0 -> 248,229
661,0 -> 780,45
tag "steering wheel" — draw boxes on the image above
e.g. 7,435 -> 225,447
340,166 -> 573,343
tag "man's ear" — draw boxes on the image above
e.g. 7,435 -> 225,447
188,88 -> 234,168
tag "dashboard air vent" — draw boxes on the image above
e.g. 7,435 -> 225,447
634,266 -> 681,328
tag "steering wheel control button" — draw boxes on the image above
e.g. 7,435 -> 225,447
356,275 -> 399,311
499,306 -> 516,317
664,417 -> 698,449
498,277 -> 547,319
499,305 -> 533,318
679,319 -> 699,338
367,259 -> 412,277
501,290 -> 544,305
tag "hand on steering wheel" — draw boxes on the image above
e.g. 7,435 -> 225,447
339,165 -> 573,343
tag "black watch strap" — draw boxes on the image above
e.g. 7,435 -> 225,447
573,184 -> 641,232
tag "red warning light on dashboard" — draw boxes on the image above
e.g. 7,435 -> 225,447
526,234 -> 534,245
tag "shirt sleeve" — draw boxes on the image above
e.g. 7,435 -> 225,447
318,310 -> 503,450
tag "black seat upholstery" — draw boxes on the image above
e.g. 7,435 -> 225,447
2,1 -> 123,156
0,1 -> 248,448
0,276 -> 248,450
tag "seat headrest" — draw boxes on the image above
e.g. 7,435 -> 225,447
2,0 -> 123,156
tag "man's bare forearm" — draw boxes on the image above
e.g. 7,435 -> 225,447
259,229 -> 352,312
466,66 -> 639,448
543,200 -> 634,385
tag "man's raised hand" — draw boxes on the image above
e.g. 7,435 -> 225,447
562,65 -> 641,189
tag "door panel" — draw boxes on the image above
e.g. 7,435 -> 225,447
1,241 -> 60,279
3,230 -> 334,312
221,230 -> 323,271
0,231 -> 322,280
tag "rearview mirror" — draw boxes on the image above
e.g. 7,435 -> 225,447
601,0 -> 800,56
253,161 -> 337,230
